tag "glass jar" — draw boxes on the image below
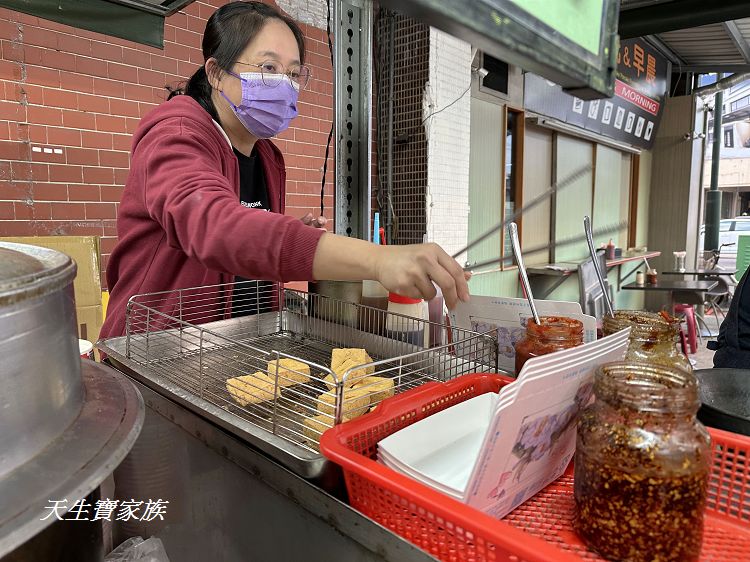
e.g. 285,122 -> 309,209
574,362 -> 710,562
602,310 -> 692,372
514,316 -> 583,374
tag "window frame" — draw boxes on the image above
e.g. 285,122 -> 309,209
500,106 -> 525,270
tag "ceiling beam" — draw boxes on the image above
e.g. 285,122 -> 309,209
673,64 -> 750,73
724,20 -> 750,64
619,0 -> 750,39
643,34 -> 685,66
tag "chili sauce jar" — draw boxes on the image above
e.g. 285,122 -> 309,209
513,316 -> 583,374
602,310 -> 692,372
574,362 -> 710,562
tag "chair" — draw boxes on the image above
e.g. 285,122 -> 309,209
674,303 -> 698,354
578,250 -> 612,321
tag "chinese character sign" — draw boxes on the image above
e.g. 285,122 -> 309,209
40,498 -> 169,522
524,38 -> 669,149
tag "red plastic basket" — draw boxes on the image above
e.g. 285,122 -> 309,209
320,373 -> 750,562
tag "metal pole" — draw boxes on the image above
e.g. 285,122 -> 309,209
386,11 -> 395,245
705,75 -> 724,253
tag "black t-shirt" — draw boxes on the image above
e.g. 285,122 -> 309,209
232,147 -> 273,317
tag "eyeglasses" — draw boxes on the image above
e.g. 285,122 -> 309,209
235,60 -> 311,91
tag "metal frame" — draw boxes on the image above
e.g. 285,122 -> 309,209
334,0 -> 373,239
376,0 -> 619,99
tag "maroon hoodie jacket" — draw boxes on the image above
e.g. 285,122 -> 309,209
100,96 -> 324,339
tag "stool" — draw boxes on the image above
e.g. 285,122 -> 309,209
674,303 -> 698,355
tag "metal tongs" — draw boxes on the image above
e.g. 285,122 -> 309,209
583,216 -> 615,317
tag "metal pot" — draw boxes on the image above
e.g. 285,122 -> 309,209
0,242 -> 145,558
695,368 -> 750,436
308,280 -> 362,327
0,243 -> 82,478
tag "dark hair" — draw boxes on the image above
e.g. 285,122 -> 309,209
167,1 -> 306,121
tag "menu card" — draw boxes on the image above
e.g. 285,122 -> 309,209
378,328 -> 630,519
449,297 -> 598,373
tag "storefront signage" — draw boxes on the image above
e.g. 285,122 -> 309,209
524,38 -> 670,149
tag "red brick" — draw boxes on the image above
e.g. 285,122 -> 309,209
11,161 -> 32,181
164,42 -> 192,63
30,146 -> 65,165
33,182 -> 69,201
114,168 -> 128,185
102,219 -> 117,235
49,164 -> 83,183
43,89 -> 78,110
186,14 -> 204,34
107,62 -> 138,84
0,60 -> 22,82
41,50 -> 76,72
151,55 -> 178,75
100,235 -> 118,255
175,27 -> 201,49
57,34 -> 92,57
78,94 -> 109,114
59,71 -> 94,94
138,102 -> 158,119
26,65 -> 61,88
82,131 -> 113,150
65,147 -> 99,166
29,162 -> 49,181
123,83 -> 154,103
1,181 -> 30,200
68,183 -> 100,202
294,128 -> 322,144
93,78 -> 125,99
168,12 -> 188,30
85,202 -> 116,219
0,100 -> 26,122
0,201 -> 14,219
18,84 -> 44,105
15,201 -> 52,220
62,109 -> 96,131
0,160 -> 10,181
51,201 -> 85,220
75,56 -> 108,77
125,118 -> 139,134
0,121 -> 10,140
163,25 -> 176,44
68,221 -> 105,236
197,2 -> 216,20
22,26 -> 58,49
0,220 -> 36,236
47,127 -> 82,147
112,133 -> 132,152
83,166 -> 114,184
109,98 -> 140,118
100,185 -> 123,202
0,19 -> 19,40
99,150 -> 129,168
92,41 -> 123,63
177,60 -> 198,79
137,68 -> 166,88
286,167 -> 307,181
122,47 -> 149,68
95,114 -> 127,134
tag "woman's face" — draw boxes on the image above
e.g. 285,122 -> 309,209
209,18 -> 301,132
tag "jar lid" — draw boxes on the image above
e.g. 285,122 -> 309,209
0,242 -> 76,306
388,292 -> 422,305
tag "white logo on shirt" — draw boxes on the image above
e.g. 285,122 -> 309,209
241,201 -> 267,209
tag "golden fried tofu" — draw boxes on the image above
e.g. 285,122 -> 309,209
316,386 -> 371,419
226,372 -> 280,407
325,348 -> 375,389
267,358 -> 311,386
354,376 -> 395,404
302,413 -> 350,445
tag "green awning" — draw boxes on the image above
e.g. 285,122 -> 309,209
0,0 -> 169,48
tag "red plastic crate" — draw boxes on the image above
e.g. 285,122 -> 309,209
320,374 -> 750,562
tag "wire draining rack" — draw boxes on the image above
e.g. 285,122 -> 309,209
98,280 -> 498,484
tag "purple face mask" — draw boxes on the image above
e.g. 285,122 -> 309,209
221,72 -> 299,139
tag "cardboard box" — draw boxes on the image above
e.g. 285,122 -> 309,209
77,304 -> 103,345
0,236 -> 102,307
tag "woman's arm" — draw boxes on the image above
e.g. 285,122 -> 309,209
312,234 -> 469,309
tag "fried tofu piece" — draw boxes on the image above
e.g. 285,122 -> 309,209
316,386 -> 371,419
354,376 -> 395,404
226,372 -> 280,407
326,348 -> 375,389
267,358 -> 311,386
302,413 -> 351,445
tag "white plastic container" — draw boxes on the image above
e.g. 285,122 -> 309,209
386,293 -> 430,347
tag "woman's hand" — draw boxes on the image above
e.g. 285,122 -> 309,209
300,212 -> 327,230
372,243 -> 470,309
312,234 -> 470,309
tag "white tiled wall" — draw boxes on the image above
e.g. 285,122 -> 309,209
425,28 -> 472,258
276,0 -> 328,30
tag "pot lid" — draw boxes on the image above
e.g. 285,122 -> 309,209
0,242 -> 76,305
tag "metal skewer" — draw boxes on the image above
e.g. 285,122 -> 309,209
508,222 -> 540,325
583,216 -> 615,317
452,164 -> 592,261
465,220 -> 628,273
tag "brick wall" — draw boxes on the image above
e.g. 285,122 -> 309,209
0,0 -> 334,287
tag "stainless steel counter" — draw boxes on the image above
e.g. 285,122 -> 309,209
115,375 -> 435,562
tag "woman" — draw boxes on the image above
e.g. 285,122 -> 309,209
100,1 -> 468,339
